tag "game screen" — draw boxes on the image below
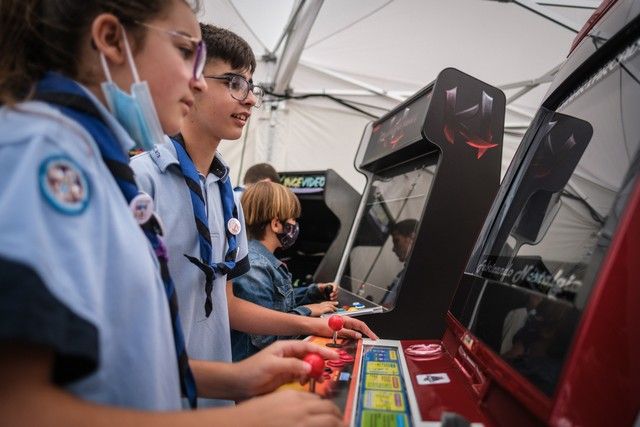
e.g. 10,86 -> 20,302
362,89 -> 432,166
354,343 -> 414,426
342,156 -> 437,310
450,44 -> 640,397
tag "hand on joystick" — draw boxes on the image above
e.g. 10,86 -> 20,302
303,353 -> 325,393
326,315 -> 344,348
324,285 -> 333,300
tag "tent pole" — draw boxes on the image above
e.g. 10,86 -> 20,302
272,0 -> 324,93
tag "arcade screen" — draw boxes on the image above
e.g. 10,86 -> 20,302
342,155 -> 437,310
362,89 -> 432,167
450,44 -> 640,397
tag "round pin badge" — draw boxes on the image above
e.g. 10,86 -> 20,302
130,192 -> 154,224
227,217 -> 242,235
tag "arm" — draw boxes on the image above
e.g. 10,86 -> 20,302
227,282 -> 379,339
190,340 -> 340,400
0,343 -> 341,427
0,344 -> 231,427
232,262 -> 285,349
293,284 -> 319,305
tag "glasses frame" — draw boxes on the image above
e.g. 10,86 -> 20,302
204,74 -> 264,108
136,21 -> 206,80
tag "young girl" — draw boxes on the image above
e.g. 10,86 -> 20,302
232,181 -> 340,360
0,1 -> 342,425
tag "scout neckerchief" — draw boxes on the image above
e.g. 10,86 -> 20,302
35,72 -> 197,409
170,135 -> 239,317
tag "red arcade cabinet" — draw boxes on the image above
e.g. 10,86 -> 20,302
296,1 -> 640,425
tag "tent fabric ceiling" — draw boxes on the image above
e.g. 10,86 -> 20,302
200,0 -> 594,190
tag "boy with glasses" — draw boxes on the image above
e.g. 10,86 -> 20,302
131,24 -> 377,408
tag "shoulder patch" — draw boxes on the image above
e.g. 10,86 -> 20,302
39,155 -> 91,215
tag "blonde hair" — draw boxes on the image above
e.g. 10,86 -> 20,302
242,181 -> 301,240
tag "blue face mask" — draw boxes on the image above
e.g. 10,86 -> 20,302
99,27 -> 165,152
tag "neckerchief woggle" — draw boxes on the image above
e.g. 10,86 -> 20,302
171,135 -> 238,317
34,72 -> 198,409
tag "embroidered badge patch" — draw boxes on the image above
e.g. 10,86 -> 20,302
39,155 -> 90,215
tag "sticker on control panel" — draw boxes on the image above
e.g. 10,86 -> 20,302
365,374 -> 401,391
361,410 -> 409,427
366,361 -> 399,375
363,390 -> 406,411
416,372 -> 451,385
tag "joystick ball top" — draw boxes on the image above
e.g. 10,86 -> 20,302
328,314 -> 344,331
303,353 -> 324,379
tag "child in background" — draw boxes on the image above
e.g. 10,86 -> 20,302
232,181 -> 339,361
234,162 -> 280,192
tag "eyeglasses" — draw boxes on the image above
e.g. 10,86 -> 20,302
204,74 -> 264,108
136,22 -> 207,80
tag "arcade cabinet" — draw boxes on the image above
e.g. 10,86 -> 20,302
279,169 -> 360,285
292,2 -> 640,425
333,68 -> 505,339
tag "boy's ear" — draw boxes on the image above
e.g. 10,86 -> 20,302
91,13 -> 128,65
270,218 -> 282,234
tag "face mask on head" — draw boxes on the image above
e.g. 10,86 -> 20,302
99,26 -> 165,151
276,221 -> 299,250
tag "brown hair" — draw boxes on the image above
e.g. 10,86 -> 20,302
200,23 -> 256,73
243,162 -> 279,185
0,0 -> 200,105
242,181 -> 301,240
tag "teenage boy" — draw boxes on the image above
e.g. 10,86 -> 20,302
131,24 -> 376,407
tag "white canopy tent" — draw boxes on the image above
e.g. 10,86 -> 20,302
199,0 -> 599,191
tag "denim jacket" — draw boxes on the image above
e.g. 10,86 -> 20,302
231,239 -> 323,361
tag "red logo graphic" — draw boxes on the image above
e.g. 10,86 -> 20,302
531,120 -> 578,178
443,87 -> 498,159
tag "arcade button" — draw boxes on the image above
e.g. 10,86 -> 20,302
339,354 -> 355,363
326,359 -> 346,368
404,343 -> 443,359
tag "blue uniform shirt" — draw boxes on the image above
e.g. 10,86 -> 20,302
0,93 -> 182,409
131,141 -> 249,408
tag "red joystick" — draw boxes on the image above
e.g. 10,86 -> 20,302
326,315 -> 344,348
328,314 -> 344,331
303,353 -> 324,393
303,353 -> 325,379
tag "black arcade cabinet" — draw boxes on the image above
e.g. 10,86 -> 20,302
278,169 -> 360,286
334,68 -> 506,339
